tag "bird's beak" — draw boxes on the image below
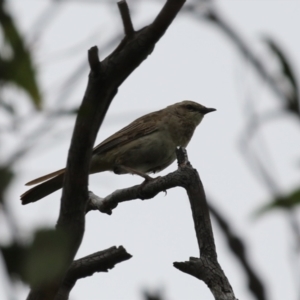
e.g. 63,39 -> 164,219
202,107 -> 216,114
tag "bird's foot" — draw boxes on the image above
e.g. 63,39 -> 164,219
137,175 -> 163,199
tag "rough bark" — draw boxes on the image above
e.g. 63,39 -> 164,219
88,147 -> 237,300
26,1 -> 186,299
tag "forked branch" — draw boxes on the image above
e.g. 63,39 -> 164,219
88,148 -> 237,300
27,1 -> 186,299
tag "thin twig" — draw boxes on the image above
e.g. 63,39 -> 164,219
118,0 -> 134,36
88,46 -> 101,73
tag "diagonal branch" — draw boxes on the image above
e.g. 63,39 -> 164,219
56,246 -> 132,299
26,0 -> 186,299
184,3 -> 298,116
209,203 -> 266,300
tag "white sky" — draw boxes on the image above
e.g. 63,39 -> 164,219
1,0 -> 300,300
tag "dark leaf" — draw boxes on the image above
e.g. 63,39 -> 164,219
0,167 -> 14,204
255,188 -> 300,217
1,243 -> 27,281
0,1 -> 42,109
143,290 -> 164,300
1,228 -> 72,286
23,228 -> 72,288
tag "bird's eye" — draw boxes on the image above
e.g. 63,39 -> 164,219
186,105 -> 195,111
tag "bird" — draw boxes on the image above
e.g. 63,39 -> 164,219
21,100 -> 216,205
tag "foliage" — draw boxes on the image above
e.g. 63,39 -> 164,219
1,229 -> 71,287
0,0 -> 41,109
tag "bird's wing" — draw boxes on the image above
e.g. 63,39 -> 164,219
92,110 -> 161,155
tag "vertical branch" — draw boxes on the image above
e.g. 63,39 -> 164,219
118,1 -> 134,36
82,147 -> 238,299
174,148 -> 237,300
26,0 -> 186,299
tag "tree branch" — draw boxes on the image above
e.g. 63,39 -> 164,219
26,0 -> 186,299
55,246 -> 132,299
209,203 -> 266,300
88,147 -> 237,300
174,149 -> 237,299
118,1 -> 134,37
88,46 -> 101,74
207,9 -> 286,103
184,3 -> 297,116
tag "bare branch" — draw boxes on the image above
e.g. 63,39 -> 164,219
87,174 -> 179,215
88,147 -> 237,299
173,258 -> 236,300
56,246 -> 132,299
27,0 -> 186,298
209,203 -> 266,300
88,46 -> 101,74
175,149 -> 236,299
118,0 -> 134,36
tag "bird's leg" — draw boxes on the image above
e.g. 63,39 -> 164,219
114,165 -> 166,197
113,165 -> 154,181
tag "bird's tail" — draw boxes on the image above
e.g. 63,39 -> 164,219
21,169 -> 65,205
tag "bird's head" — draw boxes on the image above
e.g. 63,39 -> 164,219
169,100 -> 216,126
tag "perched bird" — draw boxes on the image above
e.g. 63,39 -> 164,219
21,100 -> 216,205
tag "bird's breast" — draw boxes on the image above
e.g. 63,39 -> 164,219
167,118 -> 196,147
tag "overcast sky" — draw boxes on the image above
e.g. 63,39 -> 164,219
1,1 -> 300,300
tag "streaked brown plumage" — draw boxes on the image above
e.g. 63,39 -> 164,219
21,100 -> 216,204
